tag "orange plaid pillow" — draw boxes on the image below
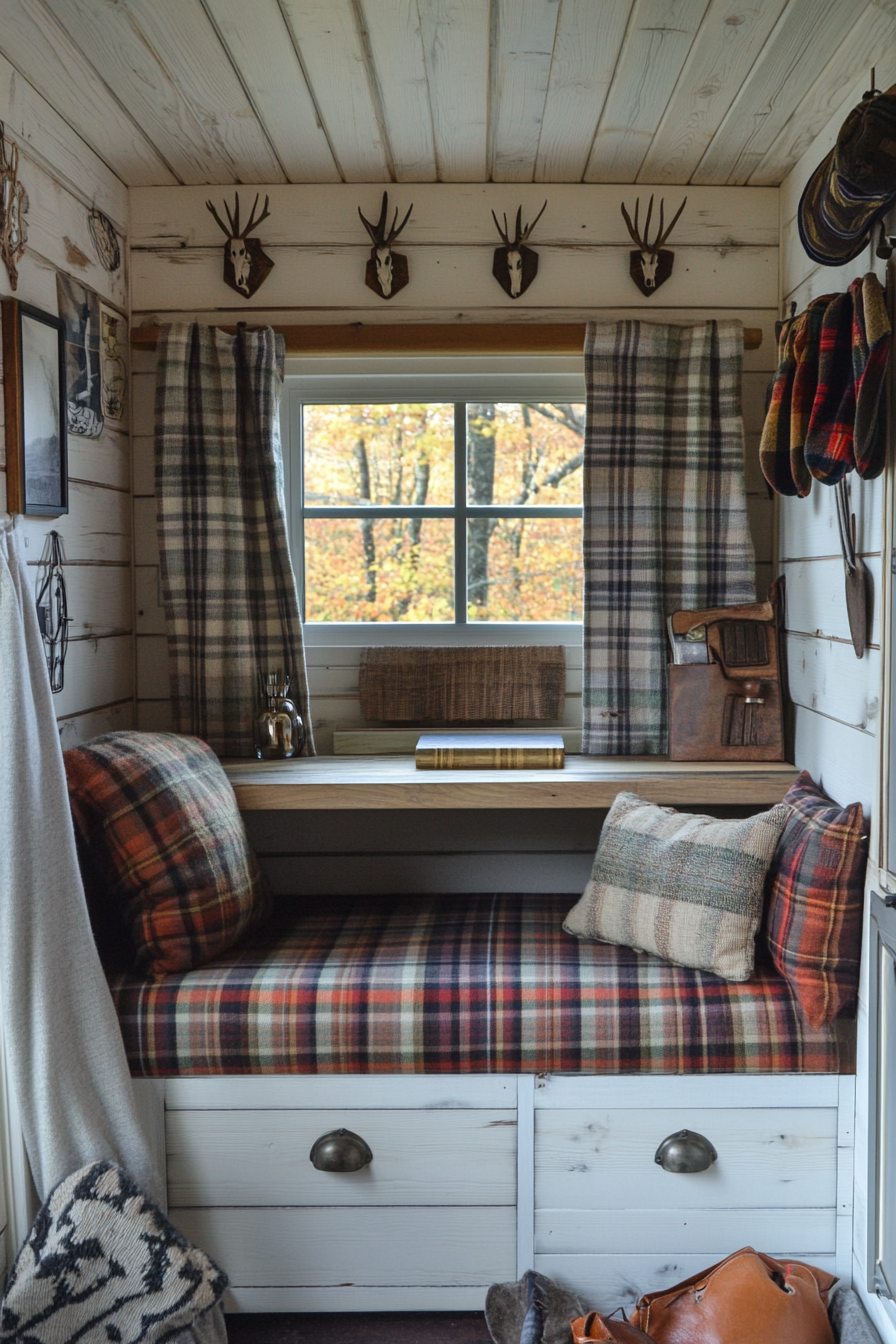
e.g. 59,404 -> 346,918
64,731 -> 270,977
765,772 -> 866,1028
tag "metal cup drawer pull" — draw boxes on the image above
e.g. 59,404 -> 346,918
310,1128 -> 374,1172
654,1129 -> 718,1173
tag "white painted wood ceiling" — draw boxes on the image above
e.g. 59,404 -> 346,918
4,0 -> 895,188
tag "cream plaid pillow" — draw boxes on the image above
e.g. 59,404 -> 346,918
564,792 -> 790,981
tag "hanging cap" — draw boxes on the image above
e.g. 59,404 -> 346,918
798,85 -> 896,266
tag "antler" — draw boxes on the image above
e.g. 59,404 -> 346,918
492,202 -> 547,248
519,200 -> 547,245
207,196 -> 237,238
242,192 -> 271,238
654,196 -> 687,249
620,195 -> 687,252
358,192 -> 412,247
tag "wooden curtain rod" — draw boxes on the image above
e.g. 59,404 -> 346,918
129,322 -> 762,355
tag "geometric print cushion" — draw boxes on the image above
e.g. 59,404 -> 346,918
0,1161 -> 227,1344
564,792 -> 791,982
765,771 -> 867,1029
64,731 -> 270,978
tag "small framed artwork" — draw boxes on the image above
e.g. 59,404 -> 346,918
1,298 -> 67,516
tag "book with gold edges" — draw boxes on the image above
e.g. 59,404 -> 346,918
415,732 -> 565,770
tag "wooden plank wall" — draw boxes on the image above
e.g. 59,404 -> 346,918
778,70 -> 893,1342
130,183 -> 779,755
0,58 -> 133,748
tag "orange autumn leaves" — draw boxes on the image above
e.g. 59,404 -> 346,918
302,402 -> 584,623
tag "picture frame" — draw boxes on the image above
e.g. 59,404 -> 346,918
1,297 -> 67,516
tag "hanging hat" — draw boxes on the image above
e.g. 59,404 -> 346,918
798,85 -> 896,266
805,288 -> 857,484
790,294 -> 837,496
759,315 -> 800,496
853,271 -> 891,478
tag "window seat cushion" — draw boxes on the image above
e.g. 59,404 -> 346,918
108,893 -> 850,1077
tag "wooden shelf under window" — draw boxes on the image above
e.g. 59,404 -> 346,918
130,322 -> 763,356
223,755 -> 796,810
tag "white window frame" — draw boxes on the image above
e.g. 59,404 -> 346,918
283,356 -> 586,647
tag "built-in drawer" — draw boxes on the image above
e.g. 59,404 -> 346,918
167,1107 -> 517,1207
173,1205 -> 517,1292
535,1106 -> 838,1210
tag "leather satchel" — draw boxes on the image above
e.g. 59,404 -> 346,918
667,579 -> 786,761
630,1246 -> 837,1344
571,1308 -> 654,1343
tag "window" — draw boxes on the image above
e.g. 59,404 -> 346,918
284,358 -> 586,644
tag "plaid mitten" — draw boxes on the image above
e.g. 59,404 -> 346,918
760,316 -> 800,496
790,294 -> 836,496
853,271 -> 891,478
805,289 -> 857,483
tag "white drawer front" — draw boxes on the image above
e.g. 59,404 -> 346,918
167,1108 -> 517,1207
535,1207 -> 837,1256
535,1107 -> 838,1210
174,1206 -> 517,1288
534,1253 -> 839,1313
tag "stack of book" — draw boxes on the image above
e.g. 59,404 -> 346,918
415,733 -> 565,770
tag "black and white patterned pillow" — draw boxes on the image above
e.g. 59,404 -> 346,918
0,1161 -> 227,1344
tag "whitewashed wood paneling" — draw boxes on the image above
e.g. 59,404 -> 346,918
787,634 -> 880,733
536,1207 -> 836,1256
489,0 -> 560,183
535,1108 -> 838,1211
693,0 -> 872,185
130,184 -> 780,249
783,556 -> 881,647
164,1074 -> 517,1110
361,0 -> 437,183
637,0 -> 789,186
48,635 -> 133,721
58,700 -> 134,749
792,706 -> 877,817
172,1205 -> 517,1288
167,1108 -> 517,1207
585,0 -> 711,184
34,563 -> 132,640
534,0 -> 629,184
779,474 -> 883,562
417,0 -> 490,183
19,483 -> 131,565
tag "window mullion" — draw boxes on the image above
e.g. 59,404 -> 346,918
454,402 -> 467,625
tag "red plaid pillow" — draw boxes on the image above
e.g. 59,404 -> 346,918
64,731 -> 270,977
765,771 -> 866,1028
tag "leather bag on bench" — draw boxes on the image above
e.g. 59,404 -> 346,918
668,580 -> 786,761
630,1246 -> 837,1344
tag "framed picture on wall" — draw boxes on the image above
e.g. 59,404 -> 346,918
1,298 -> 68,516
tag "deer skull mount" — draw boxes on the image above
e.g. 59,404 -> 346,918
620,195 -> 687,296
492,201 -> 547,299
206,192 -> 274,299
358,192 -> 413,299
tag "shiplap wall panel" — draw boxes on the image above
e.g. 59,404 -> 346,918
361,0 -> 438,183
417,0 -> 490,183
636,0 -> 789,186
584,0 -> 710,184
278,0 -> 390,184
130,243 -> 778,316
787,635 -> 881,735
0,74 -> 134,750
0,0 -> 174,190
129,183 -> 780,250
200,0 -> 341,184
533,0 -> 629,184
41,0 -> 284,186
0,48 -> 128,225
489,0 -> 560,183
780,475 -> 883,562
749,5 -> 895,188
536,1207 -> 835,1256
784,556 -> 881,648
692,0 -> 872,186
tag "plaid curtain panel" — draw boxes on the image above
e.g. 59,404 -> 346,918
155,323 -> 314,756
108,894 -> 845,1076
582,320 -> 755,755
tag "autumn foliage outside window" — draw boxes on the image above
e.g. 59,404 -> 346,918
302,401 -> 584,624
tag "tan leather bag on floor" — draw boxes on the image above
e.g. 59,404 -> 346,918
630,1247 -> 837,1344
571,1309 -> 655,1343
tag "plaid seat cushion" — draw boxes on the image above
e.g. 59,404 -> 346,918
65,731 -> 270,978
766,772 -> 866,1029
107,894 -> 847,1076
